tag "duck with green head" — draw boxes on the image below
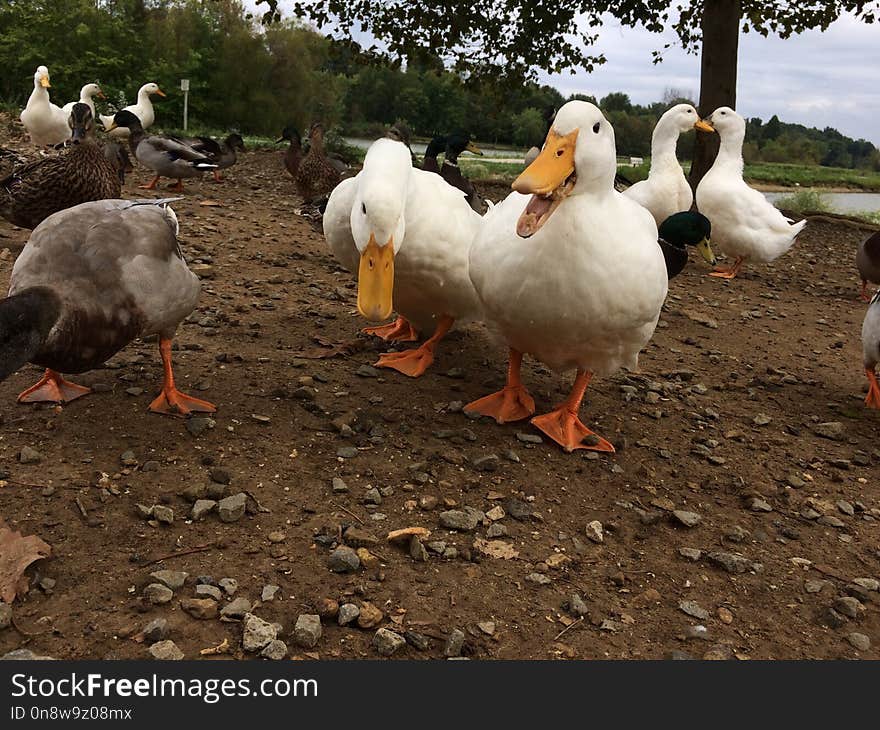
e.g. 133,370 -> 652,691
657,212 -> 716,279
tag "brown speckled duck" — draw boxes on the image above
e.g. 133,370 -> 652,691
278,126 -> 303,178
857,231 -> 880,302
294,123 -> 341,205
0,104 -> 120,229
0,198 -> 215,416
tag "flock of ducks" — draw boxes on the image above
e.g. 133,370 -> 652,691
1,66 -> 878,453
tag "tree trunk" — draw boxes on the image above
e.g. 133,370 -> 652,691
689,0 -> 741,191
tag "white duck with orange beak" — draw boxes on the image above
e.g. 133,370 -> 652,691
20,66 -> 71,147
323,137 -> 482,377
466,100 -> 667,453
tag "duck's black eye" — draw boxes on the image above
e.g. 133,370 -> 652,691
592,122 -> 601,133
556,148 -> 564,157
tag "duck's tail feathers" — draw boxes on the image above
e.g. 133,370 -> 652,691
192,161 -> 218,170
791,218 -> 807,237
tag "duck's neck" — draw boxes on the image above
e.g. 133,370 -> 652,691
0,287 -> 60,382
137,88 -> 152,107
648,121 -> 683,175
424,137 -> 445,160
27,83 -> 50,108
713,129 -> 746,174
127,126 -> 146,155
309,133 -> 324,154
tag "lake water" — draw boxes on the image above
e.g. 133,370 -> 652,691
764,191 -> 880,214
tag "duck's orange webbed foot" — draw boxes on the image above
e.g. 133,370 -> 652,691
167,179 -> 185,193
149,388 -> 216,417
139,175 -> 160,190
17,369 -> 91,404
362,316 -> 419,343
465,349 -> 534,423
212,170 -> 223,183
865,368 -> 880,410
374,315 -> 452,378
709,257 -> 744,279
530,409 -> 614,453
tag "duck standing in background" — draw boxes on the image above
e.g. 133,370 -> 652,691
278,126 -> 303,177
0,198 -> 215,416
1,104 -> 121,229
439,134 -> 484,212
862,290 -> 880,409
187,133 -> 246,182
108,110 -> 216,193
622,104 -> 700,225
20,66 -> 70,147
695,107 -> 805,279
295,123 -> 342,205
856,231 -> 880,301
62,83 -> 105,120
100,83 -> 165,138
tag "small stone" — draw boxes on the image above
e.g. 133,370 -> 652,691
717,607 -> 734,624
186,417 -> 215,437
837,500 -> 855,516
267,531 -> 286,544
568,594 -> 589,618
373,628 -> 406,656
673,510 -> 702,528
404,630 -> 430,651
356,602 -> 383,629
707,551 -> 752,574
261,584 -> 280,601
847,632 -> 871,651
805,579 -> 830,594
120,450 -> 137,466
191,499 -> 217,520
503,498 -> 533,521
477,621 -> 496,636
472,454 -> 500,472
331,477 -> 349,493
833,596 -> 864,619
364,487 -> 382,505
149,570 -> 188,591
142,460 -> 160,472
444,628 -> 465,657
487,523 -> 508,538
243,613 -> 278,652
752,414 -> 772,426
152,505 -> 174,524
209,467 -> 231,485
328,546 -> 360,573
679,547 -> 702,561
342,526 -> 380,548
218,578 -> 238,596
813,422 -> 844,441
148,640 -> 183,660
18,446 -> 42,464
195,584 -> 222,601
316,598 -> 339,619
439,509 -> 480,532
585,520 -> 604,544
261,639 -> 288,660
679,600 -> 710,620
220,596 -> 252,619
485,505 -> 506,521
142,618 -> 168,642
853,578 -> 879,592
180,598 -> 218,620
217,493 -> 247,522
0,603 -> 13,631
293,614 -> 322,648
525,573 -> 552,586
409,536 -> 428,562
143,583 -> 173,605
817,515 -> 845,528
336,446 -> 359,459
338,603 -> 360,626
748,497 -> 773,513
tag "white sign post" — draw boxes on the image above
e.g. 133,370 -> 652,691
180,79 -> 190,131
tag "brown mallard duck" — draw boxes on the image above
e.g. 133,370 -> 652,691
185,133 -> 245,182
857,231 -> 880,302
421,133 -> 484,212
278,126 -> 303,177
1,104 -> 120,229
294,123 -> 342,205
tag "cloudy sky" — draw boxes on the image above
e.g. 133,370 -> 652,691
248,3 -> 879,144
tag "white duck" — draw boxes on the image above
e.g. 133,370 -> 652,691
323,137 -> 482,377
100,82 -> 165,138
20,66 -> 70,147
695,107 -> 806,279
62,83 -> 104,119
862,291 -> 880,409
466,100 -> 667,453
622,103 -> 699,225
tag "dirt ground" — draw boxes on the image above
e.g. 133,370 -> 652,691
1,125 -> 879,660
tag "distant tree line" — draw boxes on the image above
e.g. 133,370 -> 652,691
0,0 -> 876,171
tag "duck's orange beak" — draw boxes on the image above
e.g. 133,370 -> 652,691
40,75 -> 50,88
695,119 -> 715,133
357,235 -> 395,322
512,129 -> 578,196
155,88 -> 166,97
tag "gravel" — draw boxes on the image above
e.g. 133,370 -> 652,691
242,613 -> 277,652
217,493 -> 247,522
148,640 -> 183,660
149,570 -> 188,590
328,546 -> 360,573
293,614 -> 322,649
338,603 -> 360,626
373,628 -> 406,656
142,583 -> 174,605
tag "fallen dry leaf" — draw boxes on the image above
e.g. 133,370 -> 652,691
0,520 -> 51,603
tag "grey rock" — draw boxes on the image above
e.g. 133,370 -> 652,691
148,640 -> 183,660
585,520 -> 604,544
404,630 -> 430,651
837,500 -> 855,516
853,578 -> 879,592
805,579 -> 831,594
242,613 -> 277,652
336,446 -> 359,459
209,467 -> 231,485
679,547 -> 702,561
149,570 -> 188,590
293,614 -> 322,649
472,454 -> 500,472
813,421 -> 844,441
328,546 -> 360,573
337,603 -> 360,626
516,432 -> 544,444
18,446 -> 42,464
0,602 -> 12,630
1,649 -> 55,660
186,417 -> 215,437
195,584 -> 223,601
373,628 -> 406,656
444,628 -> 465,657
833,596 -> 864,619
152,505 -> 174,525
191,499 -> 217,520
143,618 -> 169,643
409,536 -> 428,562
486,523 -> 508,538
748,498 -> 773,513
217,492 -> 247,522
331,477 -> 349,493
219,578 -> 238,596
261,639 -> 288,660
503,498 -> 533,521
364,487 -> 382,505
143,583 -> 174,605
439,509 -> 480,532
673,510 -> 702,528
679,600 -> 710,620
817,515 -> 845,528
525,572 -> 552,585
261,584 -> 280,601
707,551 -> 752,574
847,632 -> 871,651
568,594 -> 589,618
220,596 -> 252,619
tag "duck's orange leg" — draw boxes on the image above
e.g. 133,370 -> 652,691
374,315 -> 453,378
866,367 -> 880,409
149,338 -> 216,417
167,179 -> 185,193
860,280 -> 871,302
212,170 -> 223,183
362,315 -> 419,343
530,370 -> 615,453
709,256 -> 744,279
139,175 -> 161,190
464,349 -> 535,423
17,369 -> 91,404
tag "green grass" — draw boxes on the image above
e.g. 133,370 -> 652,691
771,188 -> 832,213
743,162 -> 880,191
